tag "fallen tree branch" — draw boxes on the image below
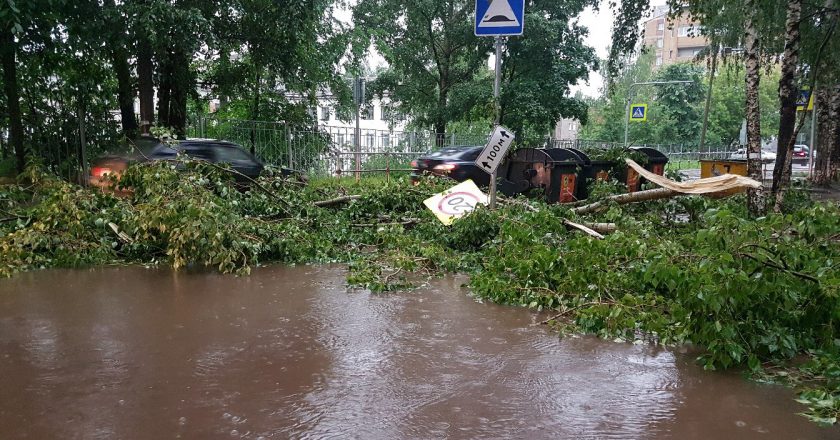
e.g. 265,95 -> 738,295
540,301 -> 615,325
571,188 -> 679,215
351,218 -> 421,228
129,140 -> 294,212
738,252 -> 819,283
314,195 -> 361,207
581,222 -> 617,234
199,160 -> 293,210
107,222 -> 134,243
499,196 -> 616,235
563,219 -> 605,239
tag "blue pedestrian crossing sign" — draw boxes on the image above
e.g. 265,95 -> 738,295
630,104 -> 648,122
475,0 -> 525,36
796,89 -> 814,111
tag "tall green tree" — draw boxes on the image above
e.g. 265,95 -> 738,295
354,0 -> 492,137
0,0 -> 66,173
199,0 -> 350,129
356,0 -> 597,140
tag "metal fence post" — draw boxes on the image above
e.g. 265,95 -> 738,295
285,122 -> 291,169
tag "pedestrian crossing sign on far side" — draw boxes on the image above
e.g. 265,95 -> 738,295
475,0 -> 525,36
630,104 -> 647,122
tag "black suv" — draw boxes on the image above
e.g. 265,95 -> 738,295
410,146 -> 490,187
90,137 -> 286,188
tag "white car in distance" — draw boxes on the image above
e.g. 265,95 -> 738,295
729,148 -> 777,162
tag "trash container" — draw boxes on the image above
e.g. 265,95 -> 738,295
625,147 -> 669,192
566,149 -> 617,200
498,148 -> 585,203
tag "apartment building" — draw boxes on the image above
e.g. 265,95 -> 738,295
642,6 -> 708,68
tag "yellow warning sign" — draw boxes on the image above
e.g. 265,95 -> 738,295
423,180 -> 489,225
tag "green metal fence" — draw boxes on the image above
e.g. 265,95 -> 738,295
185,115 -> 740,179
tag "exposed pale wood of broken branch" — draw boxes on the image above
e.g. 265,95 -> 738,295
563,219 -> 605,239
582,222 -> 617,234
499,196 -> 616,234
571,188 -> 679,215
108,222 -> 134,243
314,195 -> 362,207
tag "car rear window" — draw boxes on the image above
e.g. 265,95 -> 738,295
214,146 -> 253,162
179,145 -> 216,161
429,147 -> 477,159
459,149 -> 481,161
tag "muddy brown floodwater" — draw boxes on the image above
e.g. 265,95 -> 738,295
1,266 -> 838,440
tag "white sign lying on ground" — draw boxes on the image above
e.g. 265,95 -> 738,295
475,125 -> 514,175
423,180 -> 489,225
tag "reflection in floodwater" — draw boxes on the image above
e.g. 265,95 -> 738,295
0,266 -> 837,439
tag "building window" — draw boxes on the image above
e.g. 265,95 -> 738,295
381,133 -> 391,148
656,56 -> 663,66
568,123 -> 576,131
320,106 -> 330,121
381,105 -> 405,122
678,25 -> 699,37
361,104 -> 374,120
657,22 -> 664,32
677,46 -> 705,58
656,38 -> 663,48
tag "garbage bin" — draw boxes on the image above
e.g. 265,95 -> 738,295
566,149 -> 617,200
625,147 -> 669,192
498,148 -> 585,203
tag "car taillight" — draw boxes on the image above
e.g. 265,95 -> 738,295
91,167 -> 112,178
433,163 -> 457,172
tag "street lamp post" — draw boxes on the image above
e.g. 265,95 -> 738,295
624,80 -> 694,146
700,46 -> 743,152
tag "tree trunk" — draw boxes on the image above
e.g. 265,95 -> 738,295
251,69 -> 261,121
812,88 -> 834,185
102,0 -> 137,139
137,35 -> 155,134
168,47 -> 189,139
744,0 -> 765,215
111,45 -> 138,139
772,0 -> 802,196
833,86 -> 840,180
0,30 -> 25,174
157,50 -> 172,129
435,82 -> 448,147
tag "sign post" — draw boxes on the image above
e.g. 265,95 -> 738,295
629,104 -> 648,122
353,77 -> 366,182
475,0 -> 525,209
475,125 -> 515,175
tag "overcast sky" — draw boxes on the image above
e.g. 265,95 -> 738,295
572,0 -> 667,97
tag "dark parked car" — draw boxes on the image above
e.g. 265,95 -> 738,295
89,137 -> 292,189
792,145 -> 814,163
410,146 -> 490,186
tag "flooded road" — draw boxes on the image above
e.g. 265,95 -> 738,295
1,266 -> 837,439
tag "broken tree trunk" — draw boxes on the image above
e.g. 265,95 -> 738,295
571,188 -> 679,215
314,195 -> 362,208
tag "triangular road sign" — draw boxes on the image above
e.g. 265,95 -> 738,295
633,107 -> 644,118
479,0 -> 520,28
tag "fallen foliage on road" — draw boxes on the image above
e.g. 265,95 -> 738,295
1,160 -> 839,424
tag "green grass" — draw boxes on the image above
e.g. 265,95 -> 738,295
666,160 -> 700,171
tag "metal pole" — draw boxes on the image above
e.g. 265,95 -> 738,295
700,45 -> 718,151
78,103 -> 87,185
490,36 -> 503,210
623,89 -> 632,147
808,82 -> 817,178
354,102 -> 361,183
